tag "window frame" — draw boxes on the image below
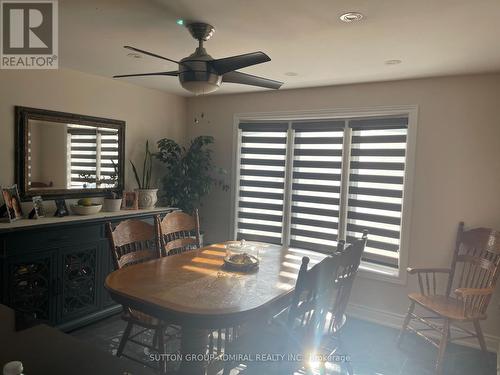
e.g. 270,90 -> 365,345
231,105 -> 418,285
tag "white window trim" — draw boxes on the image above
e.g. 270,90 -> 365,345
230,105 -> 418,285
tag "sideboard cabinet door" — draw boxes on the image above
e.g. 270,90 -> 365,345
4,250 -> 57,325
100,243 -> 118,308
58,243 -> 100,323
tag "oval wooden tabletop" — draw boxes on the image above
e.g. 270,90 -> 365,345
105,242 -> 328,327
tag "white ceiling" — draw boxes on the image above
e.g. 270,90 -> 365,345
59,0 -> 500,96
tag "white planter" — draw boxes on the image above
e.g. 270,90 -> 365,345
103,198 -> 122,212
136,188 -> 158,209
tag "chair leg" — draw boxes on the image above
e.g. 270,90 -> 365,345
157,326 -> 166,375
117,321 -> 133,357
435,319 -> 450,375
397,301 -> 415,347
473,320 -> 488,353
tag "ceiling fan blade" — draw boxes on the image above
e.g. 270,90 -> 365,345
222,71 -> 283,89
113,71 -> 179,78
209,51 -> 271,75
124,46 -> 180,65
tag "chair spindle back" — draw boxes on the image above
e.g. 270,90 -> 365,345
287,255 -> 339,345
329,231 -> 368,331
106,219 -> 159,270
156,210 -> 201,256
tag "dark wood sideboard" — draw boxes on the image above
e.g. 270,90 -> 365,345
0,208 -> 173,332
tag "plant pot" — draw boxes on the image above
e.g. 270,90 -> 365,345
103,198 -> 122,212
135,188 -> 158,209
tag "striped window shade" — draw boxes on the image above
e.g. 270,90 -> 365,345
346,117 -> 408,268
290,121 -> 345,252
234,114 -> 411,271
69,126 -> 98,188
236,122 -> 288,244
98,128 -> 120,187
68,125 -> 119,189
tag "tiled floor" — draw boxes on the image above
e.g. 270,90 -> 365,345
71,314 -> 497,374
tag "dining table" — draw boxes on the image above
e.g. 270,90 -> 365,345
105,241 -> 329,375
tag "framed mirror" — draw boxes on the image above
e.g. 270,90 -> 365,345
15,106 -> 125,200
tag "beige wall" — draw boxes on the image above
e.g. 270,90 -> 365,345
187,73 -> 500,346
30,121 -> 68,187
0,68 -> 187,190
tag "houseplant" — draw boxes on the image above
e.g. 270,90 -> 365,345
103,159 -> 122,211
156,136 -> 228,214
130,140 -> 157,209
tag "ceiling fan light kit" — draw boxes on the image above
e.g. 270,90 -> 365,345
114,22 -> 283,95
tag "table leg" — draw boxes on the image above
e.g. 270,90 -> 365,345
179,326 -> 209,375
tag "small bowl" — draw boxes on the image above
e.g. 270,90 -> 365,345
71,204 -> 102,215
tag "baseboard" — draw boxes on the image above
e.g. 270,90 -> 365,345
347,302 -> 499,353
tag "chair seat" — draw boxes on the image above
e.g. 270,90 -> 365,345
408,293 -> 486,321
122,308 -> 161,326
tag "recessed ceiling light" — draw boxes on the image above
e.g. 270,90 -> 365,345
339,12 -> 364,23
285,72 -> 298,77
385,59 -> 402,65
127,52 -> 141,59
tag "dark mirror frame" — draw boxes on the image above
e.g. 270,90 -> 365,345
15,106 -> 126,200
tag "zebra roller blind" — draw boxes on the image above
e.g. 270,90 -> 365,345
290,121 -> 345,252
234,115 -> 410,270
68,125 -> 119,188
236,122 -> 288,244
347,117 -> 408,268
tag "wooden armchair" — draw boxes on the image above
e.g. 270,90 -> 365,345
398,222 -> 500,374
155,209 -> 201,256
106,219 -> 174,374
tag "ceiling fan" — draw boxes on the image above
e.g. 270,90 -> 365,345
113,22 -> 283,95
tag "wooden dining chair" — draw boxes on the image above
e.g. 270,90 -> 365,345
327,231 -> 368,335
308,232 -> 368,375
156,210 -> 237,367
155,209 -> 201,256
106,219 -> 174,374
398,222 -> 500,375
222,251 -> 346,374
222,233 -> 368,375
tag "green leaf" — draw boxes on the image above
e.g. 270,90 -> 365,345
130,160 -> 141,189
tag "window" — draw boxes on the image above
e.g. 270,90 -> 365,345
233,110 -> 415,276
68,125 -> 119,189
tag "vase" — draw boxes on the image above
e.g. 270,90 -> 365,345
135,188 -> 158,209
103,198 -> 122,212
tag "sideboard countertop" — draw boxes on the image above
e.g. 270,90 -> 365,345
0,207 -> 174,233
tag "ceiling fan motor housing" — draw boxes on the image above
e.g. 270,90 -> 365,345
179,46 -> 222,95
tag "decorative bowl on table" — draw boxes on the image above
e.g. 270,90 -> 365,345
71,204 -> 102,215
223,240 -> 260,271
